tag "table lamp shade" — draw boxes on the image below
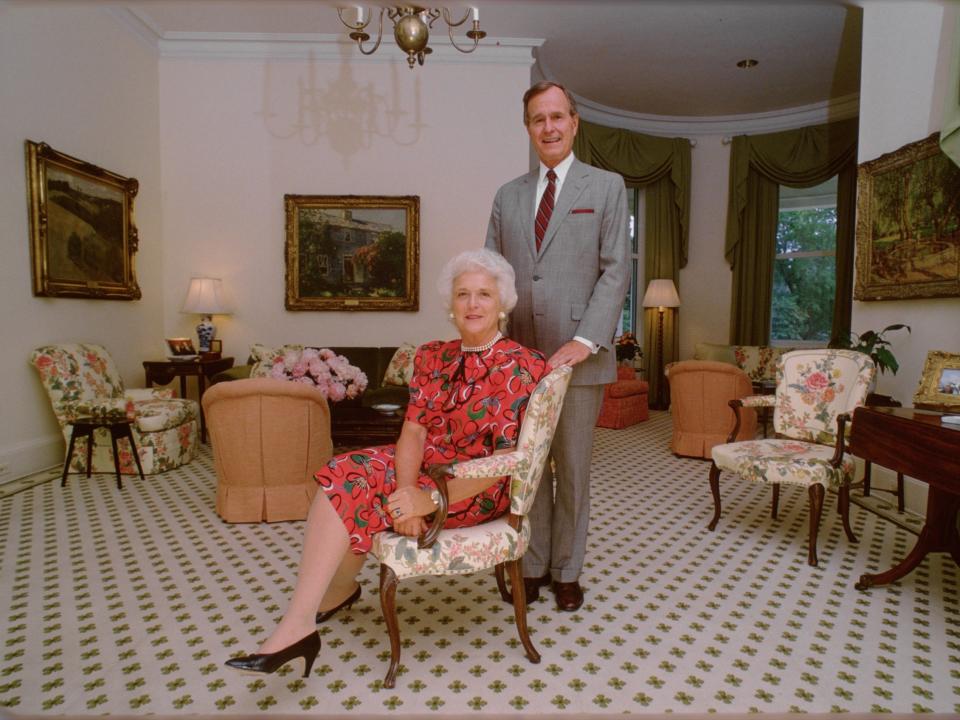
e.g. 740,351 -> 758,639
642,279 -> 681,309
182,277 -> 229,353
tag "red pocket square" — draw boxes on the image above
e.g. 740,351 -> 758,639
571,208 -> 595,214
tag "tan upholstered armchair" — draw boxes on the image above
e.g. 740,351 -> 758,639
665,360 -> 757,458
202,378 -> 334,523
30,343 -> 199,475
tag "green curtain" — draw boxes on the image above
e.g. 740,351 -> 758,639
725,118 -> 858,345
573,119 -> 691,405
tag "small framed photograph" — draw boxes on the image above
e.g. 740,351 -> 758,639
914,350 -> 960,410
166,337 -> 196,357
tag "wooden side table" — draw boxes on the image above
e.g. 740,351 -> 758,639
331,406 -> 405,449
62,417 -> 145,490
143,356 -> 234,443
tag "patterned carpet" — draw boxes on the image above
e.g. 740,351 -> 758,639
1,411 -> 958,717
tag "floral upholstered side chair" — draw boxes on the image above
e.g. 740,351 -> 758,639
707,349 -> 875,566
370,365 -> 572,689
30,343 -> 200,475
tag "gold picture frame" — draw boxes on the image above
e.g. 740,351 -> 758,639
284,194 -> 419,311
25,140 -> 141,300
854,132 -> 960,301
913,350 -> 960,410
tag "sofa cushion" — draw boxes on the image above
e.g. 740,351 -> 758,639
382,342 -> 417,386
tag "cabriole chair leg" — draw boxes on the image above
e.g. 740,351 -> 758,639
504,560 -> 540,663
807,484 -> 826,566
379,565 -> 401,688
708,462 -> 722,531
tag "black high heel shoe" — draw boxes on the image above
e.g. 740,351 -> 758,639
315,585 -> 361,624
225,630 -> 320,678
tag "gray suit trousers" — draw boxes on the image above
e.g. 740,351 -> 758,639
524,383 -> 604,583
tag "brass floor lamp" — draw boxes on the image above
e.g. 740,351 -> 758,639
642,279 -> 680,410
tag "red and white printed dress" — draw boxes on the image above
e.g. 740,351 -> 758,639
315,337 -> 549,553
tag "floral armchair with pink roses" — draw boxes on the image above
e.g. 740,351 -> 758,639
707,349 -> 875,566
30,343 -> 200,475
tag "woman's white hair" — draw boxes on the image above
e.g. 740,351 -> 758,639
437,249 -> 518,329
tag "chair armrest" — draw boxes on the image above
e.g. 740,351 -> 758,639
830,412 -> 851,466
449,451 -> 524,479
126,387 -> 174,401
739,394 -> 775,408
419,466 -> 452,549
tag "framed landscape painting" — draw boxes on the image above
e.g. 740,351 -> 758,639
26,140 -> 141,300
854,132 -> 960,301
284,194 -> 419,311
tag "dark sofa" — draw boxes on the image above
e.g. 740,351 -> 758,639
212,346 -> 410,409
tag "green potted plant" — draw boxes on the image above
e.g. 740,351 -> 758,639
834,323 -> 911,375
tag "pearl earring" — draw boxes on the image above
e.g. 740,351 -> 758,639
498,311 -> 506,320
449,312 -> 455,320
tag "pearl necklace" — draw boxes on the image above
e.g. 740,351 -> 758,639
461,331 -> 503,353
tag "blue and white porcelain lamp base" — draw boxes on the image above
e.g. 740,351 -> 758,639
196,315 -> 216,354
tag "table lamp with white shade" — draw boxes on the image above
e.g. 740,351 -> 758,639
642,278 -> 681,409
181,277 -> 229,354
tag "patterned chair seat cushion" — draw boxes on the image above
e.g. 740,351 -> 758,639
371,517 -> 530,581
712,438 -> 855,490
134,398 -> 199,433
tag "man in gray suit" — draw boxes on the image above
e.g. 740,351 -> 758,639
485,81 -> 629,611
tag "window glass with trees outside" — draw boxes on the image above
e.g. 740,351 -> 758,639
772,177 -> 838,345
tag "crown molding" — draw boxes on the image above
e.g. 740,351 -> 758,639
573,92 -> 860,138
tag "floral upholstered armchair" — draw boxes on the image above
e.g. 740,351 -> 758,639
707,349 -> 875,566
370,365 -> 572,689
30,343 -> 200,475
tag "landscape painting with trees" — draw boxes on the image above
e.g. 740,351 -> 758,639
855,132 -> 960,300
284,195 -> 419,311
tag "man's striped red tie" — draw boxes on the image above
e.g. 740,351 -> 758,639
535,169 -> 557,252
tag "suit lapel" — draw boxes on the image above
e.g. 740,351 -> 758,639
538,158 -> 589,257
518,171 -> 538,259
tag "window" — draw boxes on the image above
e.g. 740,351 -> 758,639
771,178 -> 837,344
618,187 -> 643,336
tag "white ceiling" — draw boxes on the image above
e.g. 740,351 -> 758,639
101,0 -> 863,119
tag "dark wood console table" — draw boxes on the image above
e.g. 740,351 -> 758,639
848,406 -> 960,590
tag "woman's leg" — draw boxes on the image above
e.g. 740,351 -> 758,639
316,551 -> 365,613
258,491 -> 350,653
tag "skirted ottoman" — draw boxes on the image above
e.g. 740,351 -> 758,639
596,366 -> 649,428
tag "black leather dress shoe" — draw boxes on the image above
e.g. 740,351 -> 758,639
315,585 -> 361,624
522,572 -> 552,604
552,580 -> 584,611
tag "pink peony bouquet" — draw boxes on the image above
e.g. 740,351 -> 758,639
269,347 -> 368,402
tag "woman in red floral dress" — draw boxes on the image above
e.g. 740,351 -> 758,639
226,249 -> 549,678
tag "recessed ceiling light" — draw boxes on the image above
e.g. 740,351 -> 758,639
737,58 -> 759,69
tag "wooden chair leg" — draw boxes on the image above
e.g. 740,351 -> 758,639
495,564 -> 512,603
708,462 -> 722,531
62,426 -> 81,487
504,560 -> 540,663
109,427 -> 124,490
838,485 -> 858,543
896,472 -> 905,513
807,484 -> 825,566
771,484 -> 780,520
122,425 -> 146,482
379,564 -> 402,688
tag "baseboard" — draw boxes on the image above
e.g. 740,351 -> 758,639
0,433 -> 63,484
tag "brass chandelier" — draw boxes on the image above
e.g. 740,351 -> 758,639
336,6 -> 486,68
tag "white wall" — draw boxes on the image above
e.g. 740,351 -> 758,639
855,1 -> 960,511
0,6 -> 163,480
679,136 -> 733,359
158,54 -> 532,355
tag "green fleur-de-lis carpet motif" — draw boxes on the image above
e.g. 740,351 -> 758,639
0,411 -> 957,715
